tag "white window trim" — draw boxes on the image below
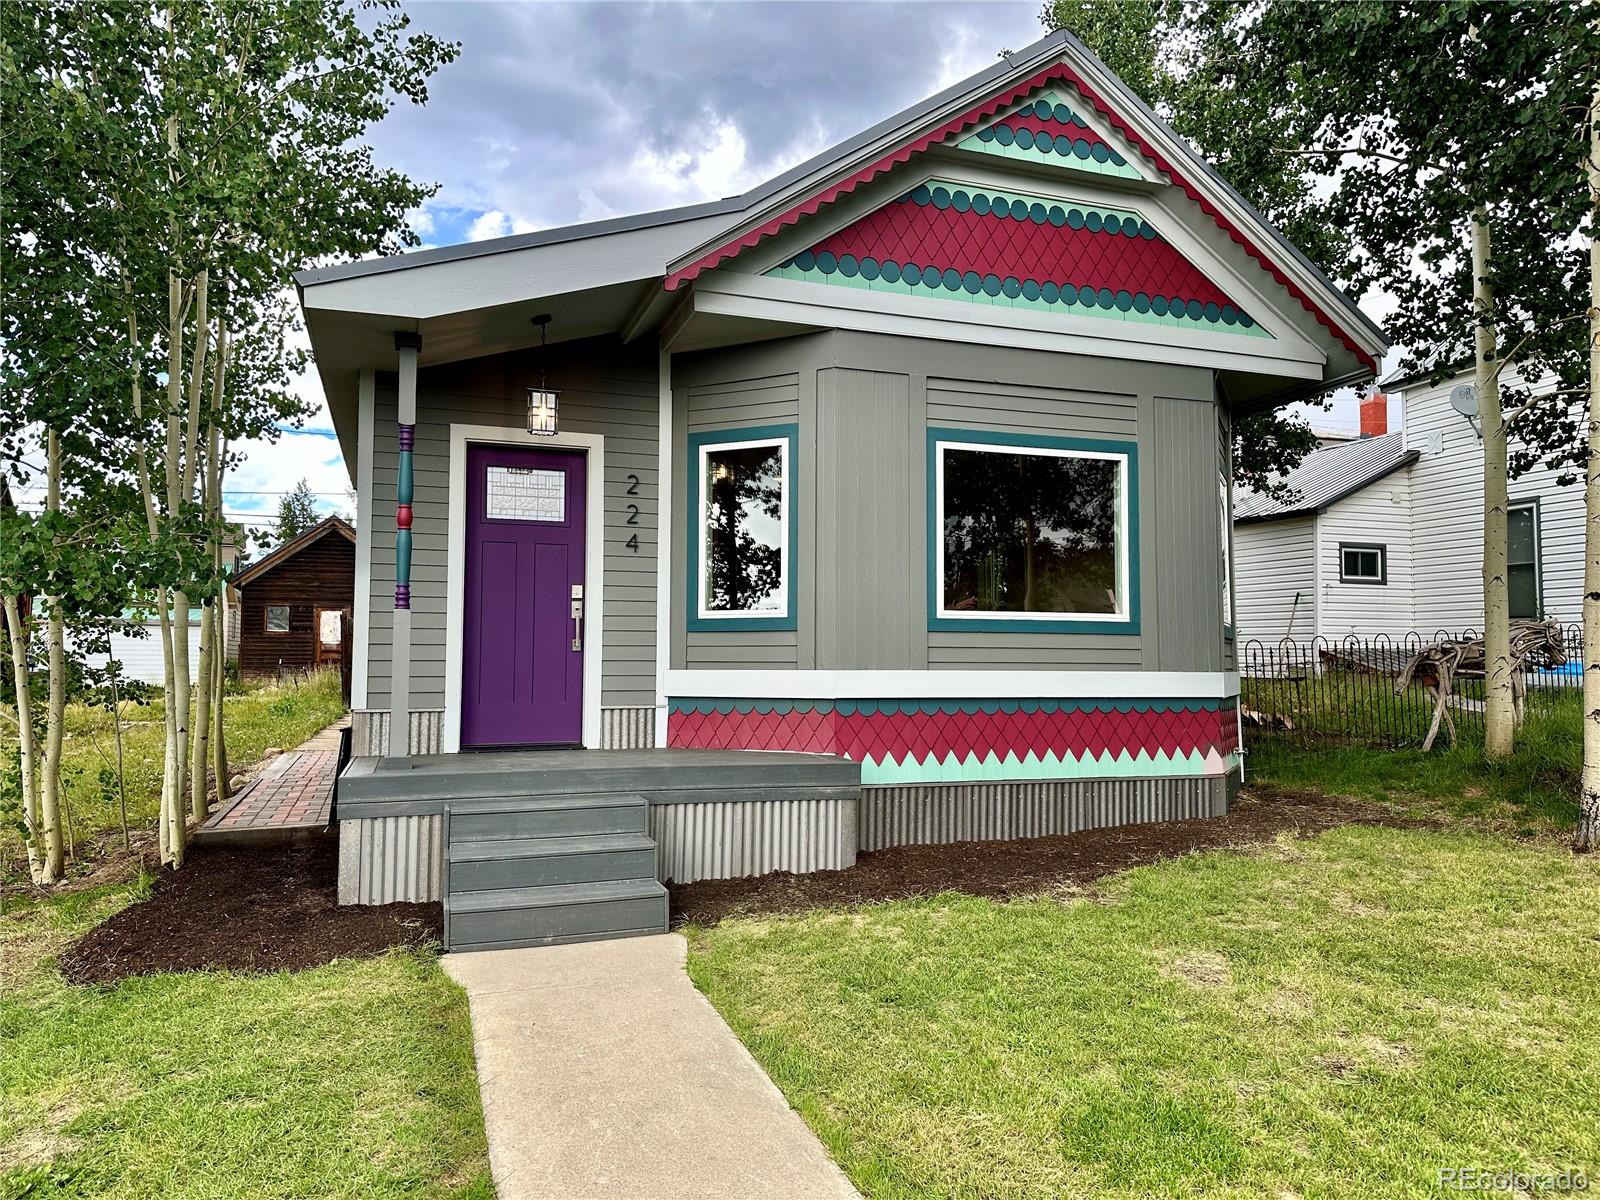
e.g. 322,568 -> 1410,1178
696,434 -> 791,621
442,423 -> 606,754
934,438 -> 1132,624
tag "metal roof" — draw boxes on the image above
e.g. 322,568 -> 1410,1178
290,23 -> 1386,355
1233,432 -> 1418,523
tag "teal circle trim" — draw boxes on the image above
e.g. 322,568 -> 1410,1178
1060,283 -> 1078,304
1219,304 -> 1236,325
1185,298 -> 1204,320
994,124 -> 1015,147
1152,295 -> 1170,315
816,251 -> 837,274
1091,142 -> 1110,163
1029,202 -> 1047,223
1203,301 -> 1220,323
839,254 -> 859,278
1002,276 -> 1021,298
931,186 -> 951,209
952,189 -> 971,213
1054,102 -> 1072,123
1047,204 -> 1067,227
1133,292 -> 1151,313
880,259 -> 901,283
1021,278 -> 1040,300
977,127 -> 995,142
1096,287 -> 1115,308
1010,198 -> 1029,220
1115,290 -> 1133,311
1041,281 -> 1060,303
982,273 -> 1002,296
1072,139 -> 1092,160
794,250 -> 816,271
1085,211 -> 1104,233
1110,150 -> 1128,166
859,256 -> 880,281
962,270 -> 982,294
1066,208 -> 1085,230
910,183 -> 931,205
1138,221 -> 1157,241
972,192 -> 992,216
942,267 -> 962,290
1016,127 -> 1035,149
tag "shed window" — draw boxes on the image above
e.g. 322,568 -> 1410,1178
265,605 -> 291,632
1509,503 -> 1540,618
698,436 -> 789,618
937,439 -> 1129,620
1338,544 -> 1386,584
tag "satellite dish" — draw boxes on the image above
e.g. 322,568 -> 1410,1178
1449,384 -> 1479,417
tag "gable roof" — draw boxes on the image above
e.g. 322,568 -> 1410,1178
1234,432 -> 1418,523
233,515 -> 356,588
292,28 -> 1384,373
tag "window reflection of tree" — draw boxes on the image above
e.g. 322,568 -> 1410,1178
943,449 -> 1119,615
705,444 -> 784,611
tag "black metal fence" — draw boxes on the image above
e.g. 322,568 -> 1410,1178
1238,625 -> 1583,749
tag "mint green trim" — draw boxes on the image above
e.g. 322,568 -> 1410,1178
857,747 -> 1233,786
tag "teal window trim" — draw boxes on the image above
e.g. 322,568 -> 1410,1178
686,423 -> 799,632
927,426 -> 1141,635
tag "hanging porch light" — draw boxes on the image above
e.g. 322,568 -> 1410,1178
527,313 -> 559,436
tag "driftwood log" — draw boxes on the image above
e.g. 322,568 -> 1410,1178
1395,620 -> 1567,751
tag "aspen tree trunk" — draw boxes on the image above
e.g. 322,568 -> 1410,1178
4,594 -> 44,883
1577,76 -> 1600,854
1472,210 -> 1516,760
190,327 -> 228,820
191,600 -> 214,820
37,431 -> 66,883
156,592 -> 181,864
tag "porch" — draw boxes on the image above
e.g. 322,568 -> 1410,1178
336,747 -> 862,951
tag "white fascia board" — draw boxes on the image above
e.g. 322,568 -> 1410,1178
663,668 -> 1242,700
694,273 -> 1324,381
300,216 -> 728,320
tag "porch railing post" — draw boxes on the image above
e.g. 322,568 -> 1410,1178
387,331 -> 421,760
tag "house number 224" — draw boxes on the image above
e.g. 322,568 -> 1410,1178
624,474 -> 640,552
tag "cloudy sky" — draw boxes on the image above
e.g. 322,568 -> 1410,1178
233,0 -> 1384,541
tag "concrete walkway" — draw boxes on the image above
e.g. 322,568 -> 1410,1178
444,934 -> 861,1200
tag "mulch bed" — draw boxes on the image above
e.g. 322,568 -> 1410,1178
58,836 -> 441,985
669,785 -> 1409,926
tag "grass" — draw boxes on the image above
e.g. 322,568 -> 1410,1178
2,669 -> 347,879
0,880 -> 493,1200
687,826 -> 1600,1200
1248,694 -> 1581,836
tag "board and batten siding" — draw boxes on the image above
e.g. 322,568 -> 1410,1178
1316,472 -> 1416,637
670,329 -> 1229,675
363,336 -> 660,713
1404,372 -> 1582,629
1233,516 -> 1317,643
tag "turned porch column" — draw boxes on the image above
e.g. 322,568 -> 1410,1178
387,331 -> 421,760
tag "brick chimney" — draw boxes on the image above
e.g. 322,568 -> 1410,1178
1360,391 -> 1388,438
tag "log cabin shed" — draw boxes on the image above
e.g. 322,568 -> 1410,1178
294,28 -> 1388,950
234,515 -> 356,697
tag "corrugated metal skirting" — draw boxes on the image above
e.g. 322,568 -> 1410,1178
859,777 -> 1229,852
349,709 -> 443,757
600,706 -> 656,749
338,815 -> 445,904
650,798 -> 858,885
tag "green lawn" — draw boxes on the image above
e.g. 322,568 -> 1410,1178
1248,696 -> 1581,837
3,669 -> 347,879
688,827 -> 1600,1199
0,880 -> 493,1200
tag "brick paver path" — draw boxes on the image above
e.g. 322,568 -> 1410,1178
206,749 -> 338,831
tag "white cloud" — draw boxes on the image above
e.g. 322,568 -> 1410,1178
466,209 -> 514,241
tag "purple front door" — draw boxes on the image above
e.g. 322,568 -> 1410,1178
462,444 -> 586,747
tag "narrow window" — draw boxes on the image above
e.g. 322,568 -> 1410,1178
1338,544 -> 1386,584
1508,503 -> 1540,618
265,604 -> 291,632
1219,472 -> 1233,631
698,436 -> 789,617
938,440 -> 1129,619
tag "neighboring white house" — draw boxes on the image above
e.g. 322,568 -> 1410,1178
78,604 -> 241,686
1233,365 -> 1575,643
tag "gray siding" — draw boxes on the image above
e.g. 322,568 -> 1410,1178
672,358 -> 804,671
365,336 -> 659,711
670,329 -> 1226,676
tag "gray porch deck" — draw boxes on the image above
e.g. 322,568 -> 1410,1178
336,748 -> 861,817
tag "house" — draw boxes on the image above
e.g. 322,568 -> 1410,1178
295,28 -> 1387,949
79,606 -> 240,687
1233,366 -> 1574,645
233,515 -> 356,698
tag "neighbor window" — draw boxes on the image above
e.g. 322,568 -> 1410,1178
698,435 -> 789,618
1509,502 -> 1541,618
1338,544 -> 1386,584
265,604 -> 291,632
937,439 -> 1129,620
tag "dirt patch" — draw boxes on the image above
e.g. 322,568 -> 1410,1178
670,785 -> 1409,926
57,836 -> 440,985
1165,949 -> 1234,988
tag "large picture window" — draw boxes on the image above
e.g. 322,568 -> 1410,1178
935,436 -> 1131,624
697,435 -> 790,619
